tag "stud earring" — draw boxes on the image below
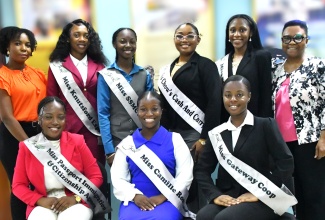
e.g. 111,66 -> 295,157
228,39 -> 230,42
6,50 -> 9,56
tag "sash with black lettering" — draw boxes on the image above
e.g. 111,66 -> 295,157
24,133 -> 111,214
99,69 -> 141,128
158,65 -> 204,133
50,62 -> 100,136
208,126 -> 297,215
215,54 -> 230,81
117,136 -> 196,219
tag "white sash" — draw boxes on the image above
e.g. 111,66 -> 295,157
117,136 -> 196,219
99,69 -> 141,128
24,133 -> 110,214
208,127 -> 297,216
215,54 -> 230,81
158,65 -> 204,133
50,62 -> 100,136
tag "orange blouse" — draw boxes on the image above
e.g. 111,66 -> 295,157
0,65 -> 47,121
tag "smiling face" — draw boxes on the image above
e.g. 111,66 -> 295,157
7,33 -> 32,64
39,101 -> 66,140
69,24 -> 90,60
113,29 -> 137,61
223,81 -> 251,120
137,94 -> 162,131
174,24 -> 200,56
228,18 -> 251,52
282,25 -> 308,59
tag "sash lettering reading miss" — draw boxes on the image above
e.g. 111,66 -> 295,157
158,65 -> 205,133
99,69 -> 141,128
208,127 -> 297,216
24,133 -> 110,214
215,54 -> 230,81
117,136 -> 196,219
50,62 -> 100,136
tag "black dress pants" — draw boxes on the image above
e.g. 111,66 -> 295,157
0,122 -> 39,220
287,141 -> 325,220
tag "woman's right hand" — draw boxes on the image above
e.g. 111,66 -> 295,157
36,197 -> 58,209
134,194 -> 156,211
213,195 -> 239,207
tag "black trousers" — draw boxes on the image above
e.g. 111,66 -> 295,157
0,122 -> 39,220
287,141 -> 325,220
196,202 -> 280,220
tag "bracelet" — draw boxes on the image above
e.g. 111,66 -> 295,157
106,153 -> 115,160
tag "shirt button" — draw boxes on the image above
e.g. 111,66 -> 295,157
130,130 -> 133,133
129,119 -> 132,122
84,88 -> 87,91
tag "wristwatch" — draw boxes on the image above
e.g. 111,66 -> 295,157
198,139 -> 206,145
74,195 -> 82,203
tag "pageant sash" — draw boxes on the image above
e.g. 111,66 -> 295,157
208,127 -> 297,216
117,136 -> 196,219
24,133 -> 110,214
158,65 -> 204,133
215,54 -> 230,81
50,62 -> 100,136
99,69 -> 141,128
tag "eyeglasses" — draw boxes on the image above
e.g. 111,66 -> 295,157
174,34 -> 197,41
281,34 -> 308,44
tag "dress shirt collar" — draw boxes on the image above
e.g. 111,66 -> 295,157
108,61 -> 143,76
225,110 -> 254,131
70,54 -> 88,67
133,126 -> 167,148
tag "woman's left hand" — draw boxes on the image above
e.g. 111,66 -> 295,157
51,196 -> 77,213
149,194 -> 167,206
191,140 -> 204,163
315,133 -> 325,159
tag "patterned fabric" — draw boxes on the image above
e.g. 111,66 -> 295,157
272,57 -> 325,145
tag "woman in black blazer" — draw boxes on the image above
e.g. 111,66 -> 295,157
216,14 -> 273,121
195,75 -> 295,220
158,23 -> 222,212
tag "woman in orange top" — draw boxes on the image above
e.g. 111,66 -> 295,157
0,26 -> 47,220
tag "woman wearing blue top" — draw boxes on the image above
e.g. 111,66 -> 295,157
111,91 -> 193,220
97,28 -> 153,166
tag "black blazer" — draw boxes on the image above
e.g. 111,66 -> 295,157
195,116 -> 294,203
160,52 -> 222,139
220,49 -> 273,122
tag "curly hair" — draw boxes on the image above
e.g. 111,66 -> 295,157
0,26 -> 37,56
225,14 -> 263,55
112,28 -> 137,62
49,19 -> 108,65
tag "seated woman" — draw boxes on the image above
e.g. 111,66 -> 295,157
195,75 -> 296,220
111,91 -> 195,220
12,96 -> 108,220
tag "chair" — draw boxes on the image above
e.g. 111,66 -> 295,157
92,161 -> 111,220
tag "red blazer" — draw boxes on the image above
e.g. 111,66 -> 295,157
47,56 -> 105,135
12,131 -> 103,218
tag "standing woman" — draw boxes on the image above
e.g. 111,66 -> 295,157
216,14 -> 272,121
47,19 -> 108,165
0,26 -> 47,220
272,20 -> 325,220
158,23 -> 221,212
97,28 -> 153,166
